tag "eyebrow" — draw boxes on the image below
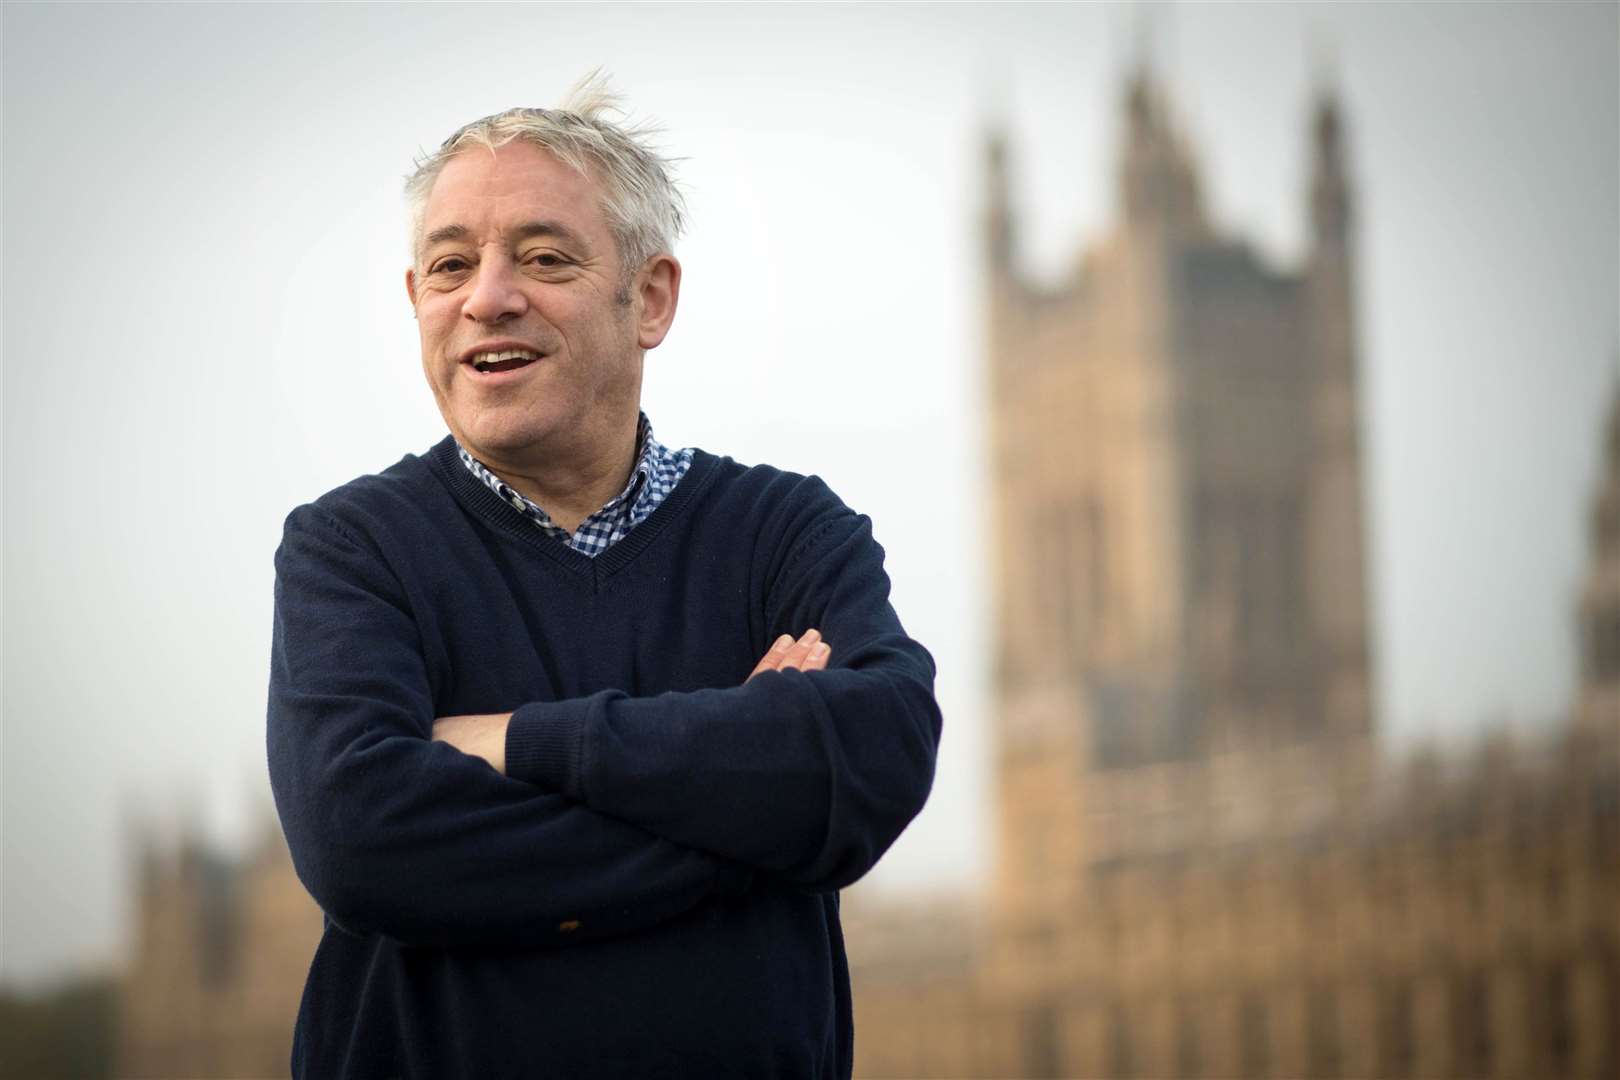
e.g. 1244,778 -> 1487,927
422,220 -> 590,251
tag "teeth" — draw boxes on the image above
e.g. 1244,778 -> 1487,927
470,348 -> 541,369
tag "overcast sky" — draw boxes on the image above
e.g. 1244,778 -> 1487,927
3,2 -> 1616,989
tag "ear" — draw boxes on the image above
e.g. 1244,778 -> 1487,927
634,254 -> 681,350
405,267 -> 419,309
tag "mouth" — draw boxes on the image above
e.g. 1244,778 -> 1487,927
463,347 -> 543,376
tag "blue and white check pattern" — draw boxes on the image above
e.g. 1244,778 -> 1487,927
457,413 -> 693,558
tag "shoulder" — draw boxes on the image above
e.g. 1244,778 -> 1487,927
692,453 -> 897,625
687,451 -> 872,590
691,450 -> 860,537
692,450 -> 854,517
283,436 -> 457,549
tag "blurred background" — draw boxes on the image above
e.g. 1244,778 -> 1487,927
3,2 -> 1616,1076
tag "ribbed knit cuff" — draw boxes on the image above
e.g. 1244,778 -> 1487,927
505,702 -> 586,797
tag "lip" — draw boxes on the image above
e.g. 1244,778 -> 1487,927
462,360 -> 542,386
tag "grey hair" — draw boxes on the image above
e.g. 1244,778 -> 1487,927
403,70 -> 686,279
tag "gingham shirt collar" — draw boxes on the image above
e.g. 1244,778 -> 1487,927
455,413 -> 692,558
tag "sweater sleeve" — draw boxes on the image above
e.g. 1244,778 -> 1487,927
504,489 -> 941,893
266,503 -> 747,949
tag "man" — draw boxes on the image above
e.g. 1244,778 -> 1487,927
266,78 -> 940,1079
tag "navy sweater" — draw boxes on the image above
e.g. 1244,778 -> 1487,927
266,436 -> 940,1079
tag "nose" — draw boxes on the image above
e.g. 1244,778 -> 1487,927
462,252 -> 527,325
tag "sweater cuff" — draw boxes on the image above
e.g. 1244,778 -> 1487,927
505,701 -> 587,797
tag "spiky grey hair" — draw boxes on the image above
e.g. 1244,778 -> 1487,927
403,71 -> 686,281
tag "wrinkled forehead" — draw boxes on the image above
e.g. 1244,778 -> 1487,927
428,142 -> 606,222
417,141 -> 615,259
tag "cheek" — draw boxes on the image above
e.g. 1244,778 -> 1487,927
415,323 -> 456,394
415,309 -> 456,361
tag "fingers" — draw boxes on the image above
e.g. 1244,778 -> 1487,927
779,628 -> 821,672
796,637 -> 831,673
744,630 -> 831,683
746,633 -> 797,682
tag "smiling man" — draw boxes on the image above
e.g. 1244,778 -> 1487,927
266,77 -> 940,1079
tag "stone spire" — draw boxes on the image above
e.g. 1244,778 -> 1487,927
1304,79 -> 1374,743
1310,85 -> 1352,253
1117,64 -> 1207,239
984,124 -> 1016,276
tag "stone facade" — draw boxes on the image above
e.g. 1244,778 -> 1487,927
845,69 -> 1619,1080
850,720 -> 1618,1078
117,823 -> 321,1078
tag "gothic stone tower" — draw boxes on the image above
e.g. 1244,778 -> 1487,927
985,69 -> 1375,920
847,71 -> 1614,1080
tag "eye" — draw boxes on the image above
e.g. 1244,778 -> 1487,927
528,252 -> 569,269
430,256 -> 470,275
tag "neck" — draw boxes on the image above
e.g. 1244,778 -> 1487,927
476,421 -> 641,535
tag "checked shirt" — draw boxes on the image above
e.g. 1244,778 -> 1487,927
456,413 -> 693,558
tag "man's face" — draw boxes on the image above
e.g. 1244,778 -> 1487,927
407,141 -> 663,470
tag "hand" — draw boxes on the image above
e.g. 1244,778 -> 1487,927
432,712 -> 512,775
745,629 -> 831,683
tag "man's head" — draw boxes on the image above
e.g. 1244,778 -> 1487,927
405,76 -> 686,286
403,75 -> 683,475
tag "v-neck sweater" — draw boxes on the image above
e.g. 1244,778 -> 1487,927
454,410 -> 693,556
267,434 -> 941,1079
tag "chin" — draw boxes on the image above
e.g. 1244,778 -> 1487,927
456,418 -> 556,463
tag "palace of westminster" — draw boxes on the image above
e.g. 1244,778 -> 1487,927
115,69 -> 1618,1078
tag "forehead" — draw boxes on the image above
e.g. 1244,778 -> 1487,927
421,141 -> 611,245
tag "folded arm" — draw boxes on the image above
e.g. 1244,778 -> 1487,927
267,504 -> 745,949
493,504 -> 942,893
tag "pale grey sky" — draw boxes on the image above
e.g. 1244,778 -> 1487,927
3,2 -> 1615,988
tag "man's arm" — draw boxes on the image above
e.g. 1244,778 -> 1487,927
267,503 -> 746,949
434,629 -> 830,772
467,495 -> 942,893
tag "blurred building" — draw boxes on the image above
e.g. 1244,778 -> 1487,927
116,820 -> 321,1077
1578,369 -> 1620,735
845,67 -> 1619,1079
112,68 -> 1619,1080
